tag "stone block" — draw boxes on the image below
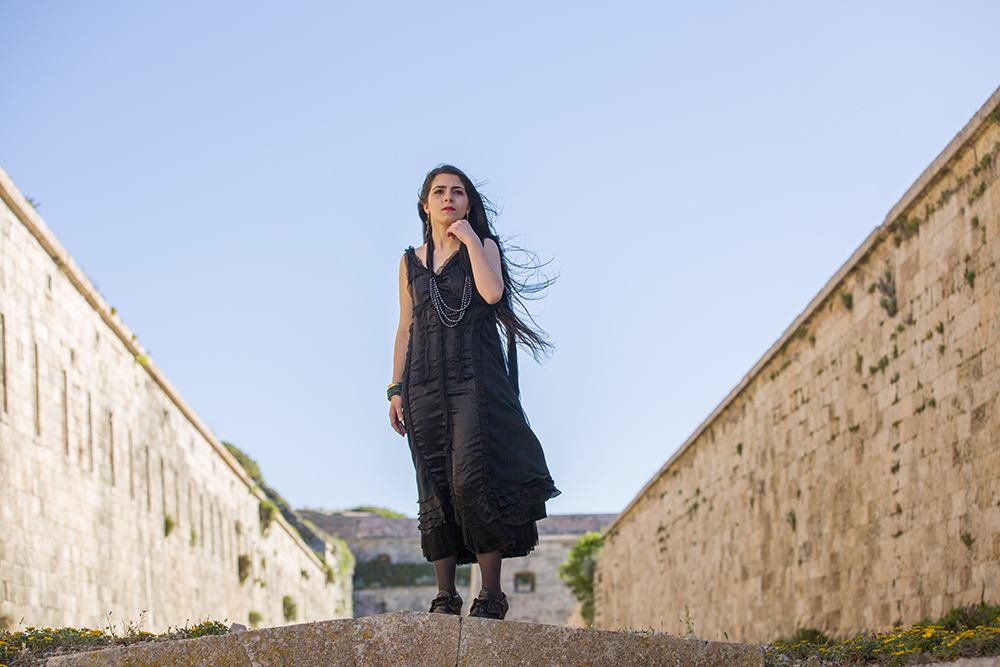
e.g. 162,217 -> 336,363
457,618 -> 763,667
239,613 -> 459,667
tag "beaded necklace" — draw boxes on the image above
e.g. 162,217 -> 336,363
429,274 -> 472,327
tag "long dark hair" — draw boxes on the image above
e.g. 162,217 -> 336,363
417,165 -> 554,384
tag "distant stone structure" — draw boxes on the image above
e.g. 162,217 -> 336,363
0,168 -> 352,631
301,510 -> 615,625
597,86 -> 1000,642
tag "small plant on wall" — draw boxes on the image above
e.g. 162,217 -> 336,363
282,595 -> 298,622
248,610 -> 262,628
891,216 -> 921,246
238,554 -> 251,584
877,269 -> 898,317
163,515 -> 176,538
259,500 -> 277,536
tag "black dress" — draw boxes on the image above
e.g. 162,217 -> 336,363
402,241 -> 559,565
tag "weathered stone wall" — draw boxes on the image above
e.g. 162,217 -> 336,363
0,168 -> 351,631
597,88 -> 1000,642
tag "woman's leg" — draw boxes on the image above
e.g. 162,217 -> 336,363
476,550 -> 503,596
433,555 -> 458,593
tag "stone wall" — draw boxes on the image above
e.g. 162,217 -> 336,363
0,168 -> 352,631
596,87 -> 1000,642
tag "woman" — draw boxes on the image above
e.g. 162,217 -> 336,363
388,165 -> 559,620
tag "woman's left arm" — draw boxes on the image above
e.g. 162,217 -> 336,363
448,221 -> 504,304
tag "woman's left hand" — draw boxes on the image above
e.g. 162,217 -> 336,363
447,219 -> 477,245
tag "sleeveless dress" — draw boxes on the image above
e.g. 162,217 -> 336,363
402,242 -> 560,564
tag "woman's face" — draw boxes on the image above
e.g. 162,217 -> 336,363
423,173 -> 470,225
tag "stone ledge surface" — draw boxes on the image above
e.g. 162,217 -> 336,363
46,611 -> 764,666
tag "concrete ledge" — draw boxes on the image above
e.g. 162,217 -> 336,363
45,611 -> 763,666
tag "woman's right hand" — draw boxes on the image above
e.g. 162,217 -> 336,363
389,396 -> 406,436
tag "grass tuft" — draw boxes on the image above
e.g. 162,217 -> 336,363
0,620 -> 228,666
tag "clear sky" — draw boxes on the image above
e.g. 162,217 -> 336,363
1,1 -> 997,517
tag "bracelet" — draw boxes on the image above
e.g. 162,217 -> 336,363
387,383 -> 402,401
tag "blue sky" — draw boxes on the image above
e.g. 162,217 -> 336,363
2,1 -> 997,517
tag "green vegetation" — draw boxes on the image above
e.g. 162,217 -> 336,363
869,356 -> 889,375
841,292 -> 853,310
973,154 -> 992,175
353,560 -> 470,589
224,442 -> 351,574
0,621 -> 228,666
876,269 -> 898,317
282,596 -> 297,622
770,359 -> 792,381
348,506 -> 408,518
248,611 -> 263,628
765,602 -> 1000,666
558,531 -> 604,627
223,442 -> 295,516
966,269 -> 977,289
259,500 -> 277,536
238,554 -> 251,584
969,182 -> 987,204
891,217 -> 921,247
163,514 -> 175,537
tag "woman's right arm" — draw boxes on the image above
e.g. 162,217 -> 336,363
389,254 -> 413,436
